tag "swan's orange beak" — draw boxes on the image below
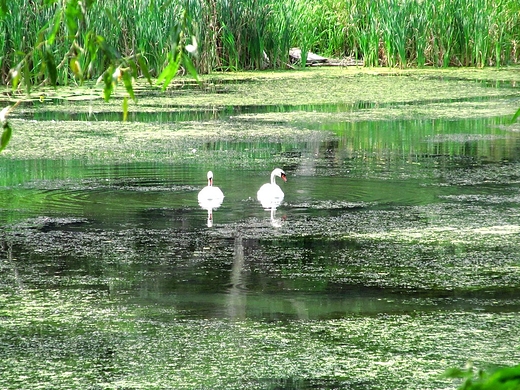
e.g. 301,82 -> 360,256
281,173 -> 287,182
209,177 -> 213,186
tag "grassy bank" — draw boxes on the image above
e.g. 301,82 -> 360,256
1,0 -> 520,85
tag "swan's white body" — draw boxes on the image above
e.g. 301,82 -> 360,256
257,168 -> 287,209
198,171 -> 224,227
198,171 -> 224,204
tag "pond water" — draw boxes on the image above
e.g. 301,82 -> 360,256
1,68 -> 520,389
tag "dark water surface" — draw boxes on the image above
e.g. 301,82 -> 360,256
1,72 -> 520,389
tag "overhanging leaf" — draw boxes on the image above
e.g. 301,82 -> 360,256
182,55 -> 199,83
122,70 -> 135,101
11,65 -> 21,91
0,0 -> 7,18
0,122 -> 12,152
444,367 -> 472,379
103,66 -> 114,102
137,56 -> 152,85
65,0 -> 81,36
47,9 -> 63,45
96,35 -> 121,61
157,51 -> 182,91
512,107 -> 520,123
122,96 -> 128,122
128,59 -> 138,80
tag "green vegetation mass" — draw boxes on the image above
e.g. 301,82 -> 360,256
1,0 -> 520,87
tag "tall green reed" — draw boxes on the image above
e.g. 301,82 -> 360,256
1,0 -> 519,85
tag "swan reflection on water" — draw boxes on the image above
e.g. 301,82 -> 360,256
198,199 -> 223,227
226,232 -> 247,319
266,207 -> 285,227
198,171 -> 224,227
226,231 -> 308,320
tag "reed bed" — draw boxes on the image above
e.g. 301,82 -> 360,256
1,0 -> 519,85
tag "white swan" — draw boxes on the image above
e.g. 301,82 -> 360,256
198,171 -> 224,227
257,168 -> 287,209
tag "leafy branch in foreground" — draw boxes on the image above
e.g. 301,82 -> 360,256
513,107 -> 520,124
0,101 -> 22,152
445,363 -> 520,390
0,0 -> 198,152
0,106 -> 12,153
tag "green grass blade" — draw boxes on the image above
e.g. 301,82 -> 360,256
23,59 -> 31,95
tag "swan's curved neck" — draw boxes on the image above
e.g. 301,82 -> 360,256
270,172 -> 276,185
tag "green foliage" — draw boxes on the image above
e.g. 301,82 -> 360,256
0,0 -> 197,152
0,0 -> 196,91
0,0 -> 7,17
446,364 -> 520,390
1,0 -> 519,81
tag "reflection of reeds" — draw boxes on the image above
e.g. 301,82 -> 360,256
334,117 -> 520,163
1,0 -> 519,84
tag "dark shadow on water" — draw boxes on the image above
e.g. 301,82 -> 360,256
252,377 -> 371,390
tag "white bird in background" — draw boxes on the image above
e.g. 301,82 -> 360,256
257,168 -> 287,209
198,171 -> 224,227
